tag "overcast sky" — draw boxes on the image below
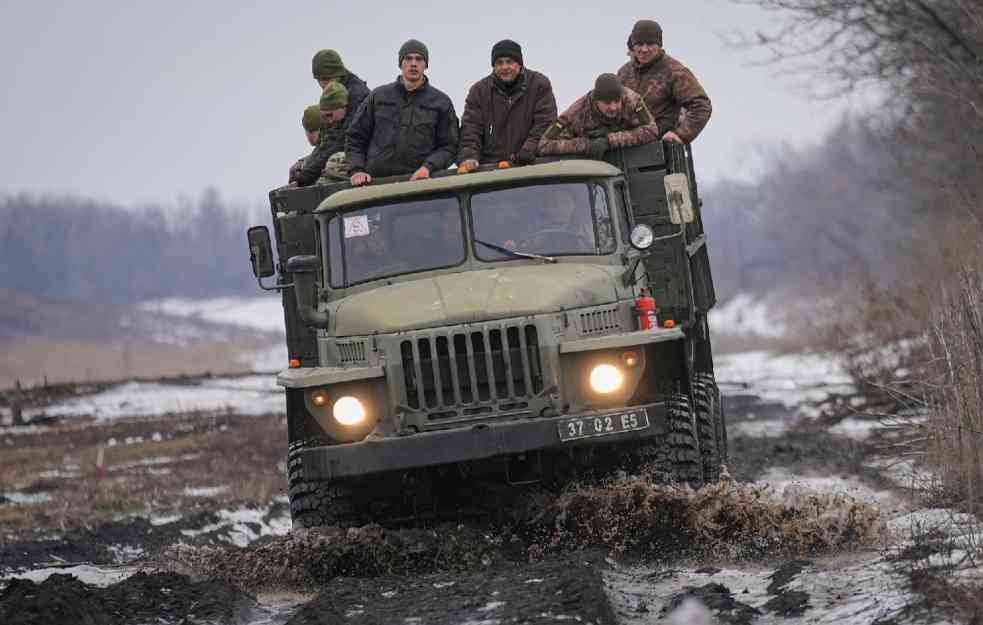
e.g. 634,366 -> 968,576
0,0 -> 869,208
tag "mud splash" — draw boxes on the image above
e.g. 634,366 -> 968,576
159,478 -> 886,593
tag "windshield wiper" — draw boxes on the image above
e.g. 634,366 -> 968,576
475,239 -> 556,263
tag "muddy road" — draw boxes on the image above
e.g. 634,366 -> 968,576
0,351 -> 974,624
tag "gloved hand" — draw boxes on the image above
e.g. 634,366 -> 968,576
586,137 -> 609,160
513,148 -> 536,165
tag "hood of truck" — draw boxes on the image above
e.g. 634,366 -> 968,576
332,264 -> 621,336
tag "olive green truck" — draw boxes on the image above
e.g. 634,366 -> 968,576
247,143 -> 726,527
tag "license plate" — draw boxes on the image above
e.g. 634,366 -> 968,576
557,409 -> 650,442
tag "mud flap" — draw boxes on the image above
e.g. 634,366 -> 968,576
505,452 -> 543,485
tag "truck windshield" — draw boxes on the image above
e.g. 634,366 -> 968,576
471,182 -> 616,261
327,196 -> 465,287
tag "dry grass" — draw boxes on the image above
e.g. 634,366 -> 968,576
0,338 -> 272,390
0,411 -> 287,537
927,258 -> 983,515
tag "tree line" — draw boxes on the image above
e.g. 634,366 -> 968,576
0,189 -> 267,305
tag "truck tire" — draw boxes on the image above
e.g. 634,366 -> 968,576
665,393 -> 704,486
693,373 -> 726,482
287,449 -> 360,529
633,394 -> 702,486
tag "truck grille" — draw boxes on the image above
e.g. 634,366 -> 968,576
400,324 -> 544,415
579,306 -> 621,335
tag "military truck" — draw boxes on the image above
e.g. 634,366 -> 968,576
247,143 -> 725,528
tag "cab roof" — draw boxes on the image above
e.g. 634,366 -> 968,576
315,160 -> 622,213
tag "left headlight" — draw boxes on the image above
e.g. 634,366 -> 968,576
333,396 -> 366,426
589,364 -> 624,394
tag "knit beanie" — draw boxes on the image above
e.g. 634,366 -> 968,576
491,39 -> 523,66
312,49 -> 346,80
302,105 -> 321,132
319,81 -> 349,112
398,39 -> 429,66
593,73 -> 623,102
629,20 -> 663,47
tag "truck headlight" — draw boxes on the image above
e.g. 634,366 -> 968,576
589,364 -> 624,394
333,396 -> 366,426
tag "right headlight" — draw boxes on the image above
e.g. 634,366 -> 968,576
333,396 -> 366,426
589,364 -> 624,394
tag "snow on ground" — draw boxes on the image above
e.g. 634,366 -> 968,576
757,467 -> 901,508
140,296 -> 286,334
604,552 -> 949,625
25,375 -> 285,421
708,293 -> 787,338
2,564 -> 140,588
716,350 -> 854,416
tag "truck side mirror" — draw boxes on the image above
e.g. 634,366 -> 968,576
663,174 -> 695,225
247,226 -> 275,278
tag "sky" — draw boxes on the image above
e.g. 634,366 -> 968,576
0,0 -> 870,208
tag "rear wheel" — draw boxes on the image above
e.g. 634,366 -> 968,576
693,372 -> 726,482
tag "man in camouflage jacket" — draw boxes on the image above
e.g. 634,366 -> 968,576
617,19 -> 711,144
538,73 -> 659,158
294,49 -> 370,186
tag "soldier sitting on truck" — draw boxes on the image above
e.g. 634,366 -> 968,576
294,49 -> 370,187
537,73 -> 659,158
457,39 -> 557,172
346,39 -> 460,187
288,105 -> 322,184
617,19 -> 712,145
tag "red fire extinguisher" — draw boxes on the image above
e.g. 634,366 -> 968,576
635,291 -> 657,331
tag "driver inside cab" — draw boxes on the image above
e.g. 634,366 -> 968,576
517,185 -> 595,253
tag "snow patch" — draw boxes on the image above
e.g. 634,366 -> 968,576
716,350 -> 853,414
182,485 -> 229,497
708,293 -> 786,338
26,375 -> 285,421
140,297 -> 286,334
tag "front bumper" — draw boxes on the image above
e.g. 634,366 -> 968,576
296,401 -> 668,480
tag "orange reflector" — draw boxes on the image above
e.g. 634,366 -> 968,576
663,320 -> 675,329
310,390 -> 329,407
289,358 -> 301,368
622,351 -> 639,367
497,160 -> 511,169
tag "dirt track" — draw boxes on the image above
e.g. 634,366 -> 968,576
0,357 -> 974,624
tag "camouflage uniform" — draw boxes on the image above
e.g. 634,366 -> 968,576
317,151 -> 349,184
617,50 -> 711,143
537,87 -> 659,156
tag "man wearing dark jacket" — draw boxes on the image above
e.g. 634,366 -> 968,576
457,40 -> 556,172
346,40 -> 459,186
294,49 -> 371,186
617,20 -> 712,144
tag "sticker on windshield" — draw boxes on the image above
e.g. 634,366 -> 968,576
343,214 -> 370,238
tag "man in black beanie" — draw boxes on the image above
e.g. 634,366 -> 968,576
457,39 -> 557,172
538,73 -> 659,158
617,19 -> 712,144
346,39 -> 459,186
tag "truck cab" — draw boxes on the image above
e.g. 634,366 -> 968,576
247,143 -> 725,528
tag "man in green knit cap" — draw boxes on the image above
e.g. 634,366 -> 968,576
295,49 -> 370,186
288,105 -> 323,184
